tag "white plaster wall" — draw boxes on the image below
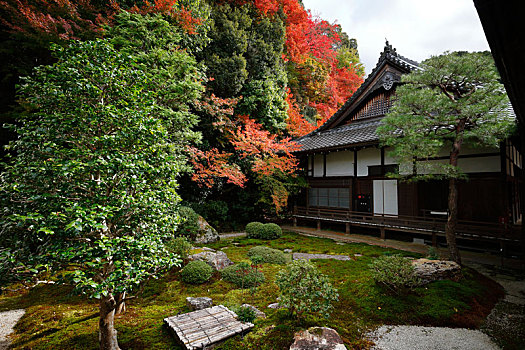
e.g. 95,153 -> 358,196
326,151 -> 354,176
357,148 -> 381,176
313,154 -> 324,177
458,156 -> 500,173
384,147 -> 397,165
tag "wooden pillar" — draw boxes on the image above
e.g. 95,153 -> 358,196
432,231 -> 437,247
317,220 -> 321,231
293,217 -> 297,227
380,227 -> 386,240
345,223 -> 350,234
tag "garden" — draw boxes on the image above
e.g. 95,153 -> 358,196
0,230 -> 502,349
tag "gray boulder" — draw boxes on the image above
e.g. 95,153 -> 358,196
412,258 -> 462,285
290,327 -> 346,350
188,251 -> 233,271
186,297 -> 213,311
241,304 -> 266,319
194,216 -> 220,244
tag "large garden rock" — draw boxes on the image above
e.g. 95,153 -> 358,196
186,297 -> 213,311
188,250 -> 233,271
241,304 -> 266,319
412,258 -> 462,284
194,216 -> 220,244
290,327 -> 346,350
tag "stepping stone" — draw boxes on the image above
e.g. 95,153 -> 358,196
284,249 -> 293,253
292,253 -> 352,261
267,303 -> 282,309
186,297 -> 213,311
164,305 -> 253,350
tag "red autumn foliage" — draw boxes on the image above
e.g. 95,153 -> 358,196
285,90 -> 316,137
0,0 -> 204,42
187,147 -> 247,188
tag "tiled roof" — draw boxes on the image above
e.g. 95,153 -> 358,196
315,41 -> 418,133
295,118 -> 382,152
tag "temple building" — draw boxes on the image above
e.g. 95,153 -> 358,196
291,42 -> 522,254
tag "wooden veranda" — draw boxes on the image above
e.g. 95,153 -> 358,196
292,206 -> 521,248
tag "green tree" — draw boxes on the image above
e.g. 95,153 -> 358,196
0,35 -> 203,350
378,51 -> 515,264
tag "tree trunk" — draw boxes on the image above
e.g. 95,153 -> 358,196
115,292 -> 126,315
99,293 -> 120,350
445,125 -> 464,265
445,177 -> 461,264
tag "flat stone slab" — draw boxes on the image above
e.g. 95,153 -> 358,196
292,253 -> 352,261
367,325 -> 501,350
164,305 -> 253,350
186,297 -> 213,311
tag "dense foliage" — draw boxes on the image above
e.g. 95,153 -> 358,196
1,0 -> 365,221
246,222 -> 282,239
0,11 -> 204,348
377,51 -> 515,263
166,236 -> 193,261
370,255 -> 421,295
276,259 -> 338,319
181,260 -> 214,284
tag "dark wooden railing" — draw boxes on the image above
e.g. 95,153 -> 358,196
293,206 -> 521,242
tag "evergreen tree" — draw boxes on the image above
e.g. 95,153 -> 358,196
378,51 -> 515,263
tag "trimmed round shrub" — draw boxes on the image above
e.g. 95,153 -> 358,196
166,236 -> 192,261
247,246 -> 289,265
181,260 -> 213,285
221,262 -> 265,288
259,223 -> 282,240
370,255 -> 421,294
246,222 -> 264,238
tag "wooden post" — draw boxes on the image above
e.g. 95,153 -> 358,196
293,217 -> 297,227
432,231 -> 437,247
345,223 -> 350,234
317,220 -> 321,231
380,227 -> 386,240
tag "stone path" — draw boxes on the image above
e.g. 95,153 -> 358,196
219,232 -> 246,239
292,252 -> 352,261
0,309 -> 25,350
368,325 -> 500,350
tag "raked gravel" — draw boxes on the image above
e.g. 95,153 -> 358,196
0,309 -> 25,350
367,325 -> 501,350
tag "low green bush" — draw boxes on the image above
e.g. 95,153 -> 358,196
166,236 -> 192,261
276,259 -> 338,319
178,206 -> 200,239
245,222 -> 264,238
370,255 -> 421,294
235,305 -> 257,323
221,262 -> 265,288
181,260 -> 213,285
247,246 -> 288,265
426,246 -> 439,260
259,223 -> 282,240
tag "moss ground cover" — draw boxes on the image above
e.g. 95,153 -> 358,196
0,232 -> 502,349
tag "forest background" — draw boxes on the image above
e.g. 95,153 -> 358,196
0,0 -> 364,230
